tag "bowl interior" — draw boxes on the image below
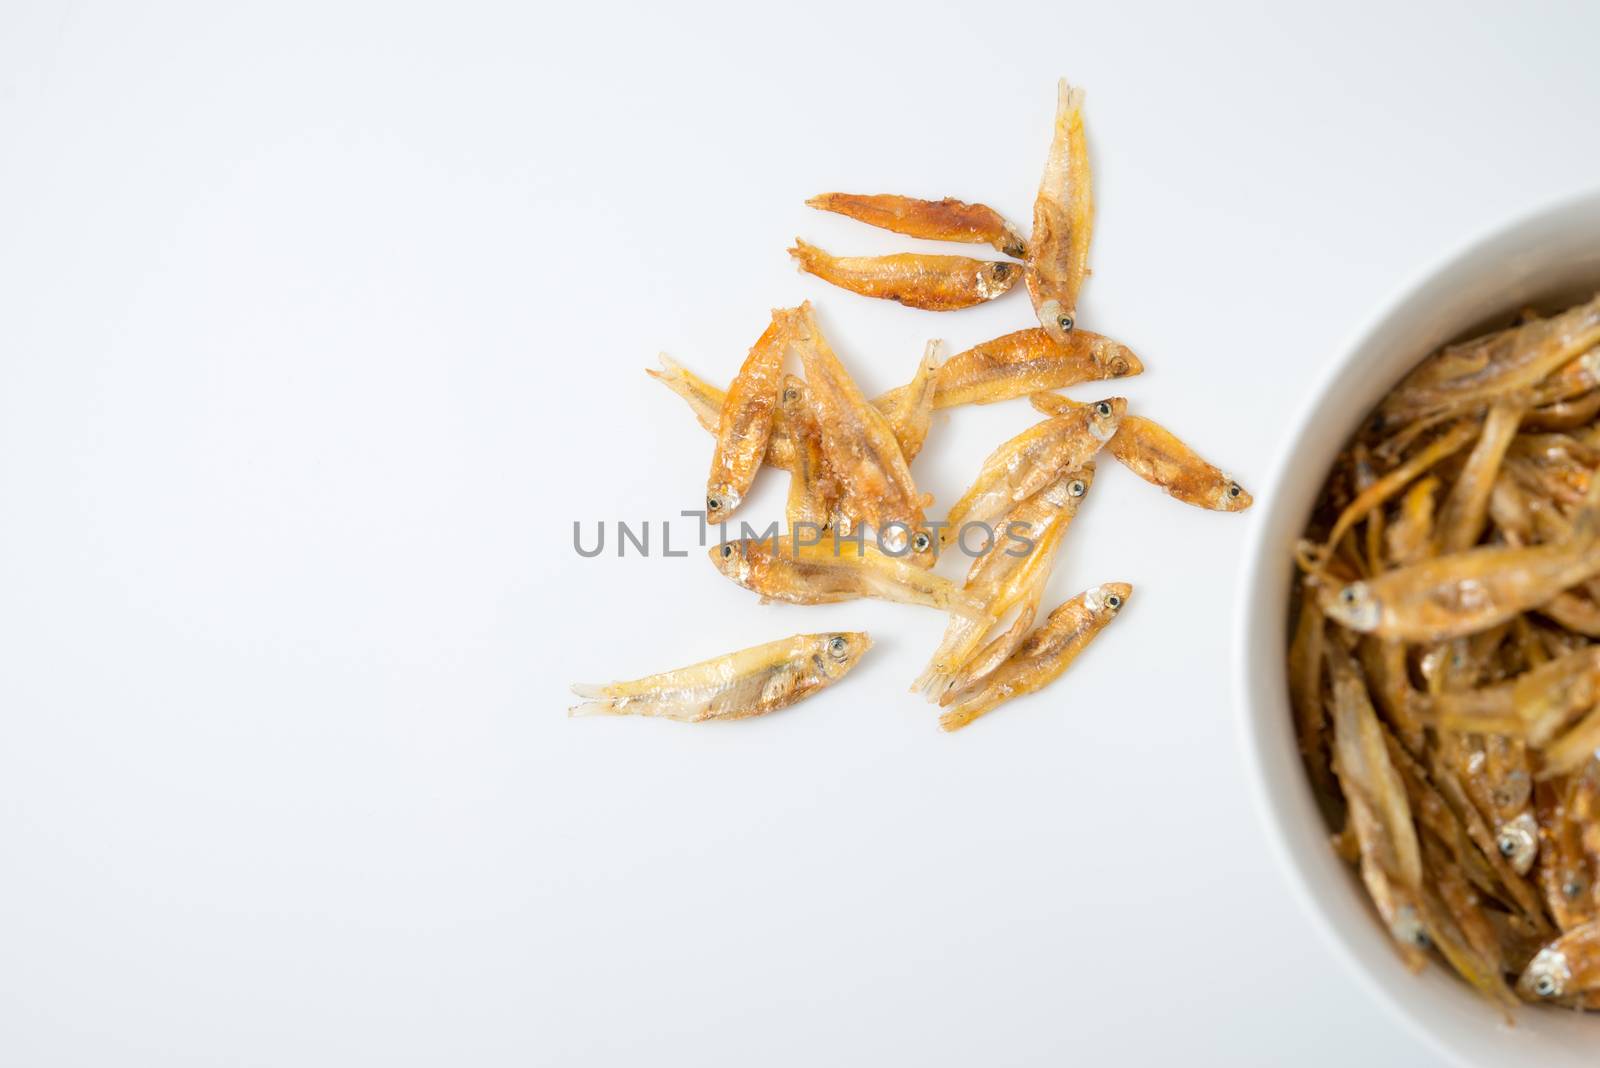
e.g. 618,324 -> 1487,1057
1238,189 -> 1600,1066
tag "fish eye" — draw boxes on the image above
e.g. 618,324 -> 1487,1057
1228,483 -> 1243,498
992,262 -> 1011,279
1535,974 -> 1559,998
1340,588 -> 1359,605
1497,834 -> 1518,857
912,532 -> 931,552
707,496 -> 722,512
1057,314 -> 1074,333
783,387 -> 798,403
1106,594 -> 1122,609
1068,479 -> 1086,497
1110,357 -> 1129,376
827,635 -> 848,658
1094,401 -> 1111,417
1564,880 -> 1585,898
720,544 -> 734,559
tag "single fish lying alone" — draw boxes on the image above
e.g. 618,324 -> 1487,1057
789,304 -> 935,564
1519,919 -> 1600,1004
1320,474 -> 1600,642
1381,293 -> 1600,425
648,354 -> 797,472
939,582 -> 1130,732
788,238 -> 1019,312
1030,392 -> 1251,511
779,374 -> 841,532
705,308 -> 796,522
806,192 -> 1027,258
873,327 -> 1140,412
1025,78 -> 1093,342
874,339 -> 941,464
912,465 -> 1093,699
941,397 -> 1122,544
711,536 -> 981,616
570,631 -> 871,723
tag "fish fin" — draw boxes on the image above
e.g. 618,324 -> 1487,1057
939,705 -> 984,732
568,700 -> 618,717
570,682 -> 608,699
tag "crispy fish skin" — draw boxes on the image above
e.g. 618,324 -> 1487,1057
942,397 -> 1122,544
706,311 -> 793,522
913,465 -> 1093,699
806,192 -> 1027,258
939,582 -> 1129,732
789,304 -> 934,564
570,632 -> 871,722
1026,79 -> 1093,342
1031,393 -> 1251,511
649,354 -> 798,472
788,238 -> 1019,311
1320,476 -> 1600,642
880,327 -> 1140,410
710,536 -> 980,616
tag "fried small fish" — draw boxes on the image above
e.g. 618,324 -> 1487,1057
570,631 -> 871,722
789,238 -> 1019,311
789,304 -> 934,563
1025,79 -> 1093,341
913,465 -> 1093,699
779,375 -> 841,532
942,397 -> 1122,544
879,327 -> 1140,410
706,309 -> 793,521
1433,396 -> 1526,554
939,582 -> 1130,732
805,192 -> 1027,258
1382,294 -> 1600,424
1321,475 -> 1600,642
1518,919 -> 1600,1003
1324,644 -> 1430,969
1031,393 -> 1251,511
711,535 -> 980,616
649,354 -> 797,472
875,340 -> 941,464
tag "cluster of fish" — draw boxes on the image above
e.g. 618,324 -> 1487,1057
571,79 -> 1251,732
1293,292 -> 1600,1013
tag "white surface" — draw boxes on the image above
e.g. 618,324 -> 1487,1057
1,2 -> 1598,1065
1239,189 -> 1600,1067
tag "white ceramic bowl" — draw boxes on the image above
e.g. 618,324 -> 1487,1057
1236,189 -> 1600,1067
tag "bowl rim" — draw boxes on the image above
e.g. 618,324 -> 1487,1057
1232,185 -> 1600,1067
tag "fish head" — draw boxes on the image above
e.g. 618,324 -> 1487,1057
704,487 -> 743,523
1495,812 -> 1539,875
1518,945 -> 1572,1001
1321,581 -> 1382,633
817,631 -> 872,677
1090,336 -> 1144,379
780,374 -> 809,413
978,261 -> 1018,300
1085,581 -> 1132,617
1037,298 -> 1075,343
709,538 -> 758,586
1212,476 -> 1253,511
1084,396 -> 1127,443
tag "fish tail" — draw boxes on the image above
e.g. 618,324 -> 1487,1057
568,683 -> 620,717
939,700 -> 992,733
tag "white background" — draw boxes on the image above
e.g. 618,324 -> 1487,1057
4,2 -> 1599,1064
